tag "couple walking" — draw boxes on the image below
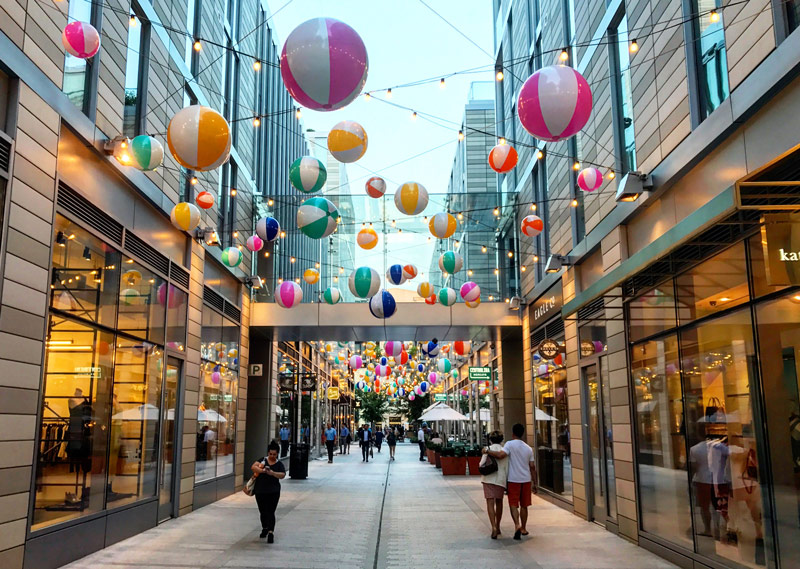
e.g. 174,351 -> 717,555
481,423 -> 538,540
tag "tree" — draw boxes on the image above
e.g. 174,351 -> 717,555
358,391 -> 388,425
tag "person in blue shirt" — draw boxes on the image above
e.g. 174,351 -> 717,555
339,425 -> 350,455
279,424 -> 290,457
324,423 -> 337,463
375,428 -> 384,453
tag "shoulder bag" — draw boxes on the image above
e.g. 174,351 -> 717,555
478,452 -> 498,476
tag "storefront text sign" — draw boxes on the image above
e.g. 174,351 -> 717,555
278,374 -> 295,391
537,339 -> 562,359
300,373 -> 317,390
530,282 -> 563,328
327,386 -> 340,400
580,341 -> 595,358
762,213 -> 800,285
434,394 -> 447,402
469,367 -> 492,381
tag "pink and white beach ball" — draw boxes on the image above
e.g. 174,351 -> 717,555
460,281 -> 481,302
62,21 -> 101,59
246,235 -> 264,252
517,65 -> 592,142
275,281 -> 303,308
577,167 -> 603,192
384,341 -> 404,358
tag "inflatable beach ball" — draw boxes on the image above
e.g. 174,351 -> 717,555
349,355 -> 363,369
466,298 -> 481,309
453,340 -> 471,356
427,341 -> 440,357
290,156 -> 327,194
517,65 -> 592,142
357,227 -> 379,250
275,281 -> 303,308
416,362 -> 425,373
417,281 -> 434,298
402,265 -> 418,280
438,287 -> 457,307
429,212 -> 457,239
130,135 -> 163,171
385,341 -> 403,358
62,21 -> 100,58
419,381 -> 429,394
428,372 -> 439,384
424,294 -> 437,305
349,266 -> 381,298
280,18 -> 368,112
460,281 -> 481,302
521,214 -> 544,237
488,143 -> 518,173
365,176 -> 386,198
297,197 -> 339,239
328,120 -> 368,163
246,235 -> 264,252
221,247 -> 243,268
394,182 -> 428,215
157,283 -> 184,308
438,251 -> 463,274
167,105 -> 231,171
196,191 -> 214,210
256,216 -> 280,242
303,268 -> 320,284
322,286 -> 341,305
386,264 -> 406,286
577,167 -> 603,192
437,358 -> 451,374
170,202 -> 201,232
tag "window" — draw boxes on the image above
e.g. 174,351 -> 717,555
218,161 -> 237,247
123,6 -> 149,137
0,68 -> 10,134
675,243 -> 748,323
62,0 -> 96,113
786,1 -> 800,35
610,13 -> 637,173
118,257 -> 166,344
690,0 -> 730,120
185,0 -> 200,74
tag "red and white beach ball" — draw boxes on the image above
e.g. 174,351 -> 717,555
517,65 -> 592,142
195,191 -> 214,209
246,235 -> 264,252
366,176 -> 386,198
62,21 -> 100,59
577,167 -> 603,192
280,18 -> 368,111
488,143 -> 518,173
424,294 -> 437,305
453,340 -> 471,356
402,264 -> 418,280
521,214 -> 544,237
275,281 -> 303,308
460,281 -> 481,302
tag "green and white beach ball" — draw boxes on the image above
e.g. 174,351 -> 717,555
438,251 -> 463,274
438,287 -> 457,306
221,246 -> 243,267
348,266 -> 381,299
130,135 -> 164,171
297,197 -> 340,239
323,287 -> 342,305
289,156 -> 327,193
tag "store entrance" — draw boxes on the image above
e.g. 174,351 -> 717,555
582,359 -> 617,528
158,357 -> 181,522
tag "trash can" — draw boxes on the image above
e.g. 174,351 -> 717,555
289,443 -> 309,479
537,447 -> 554,490
551,449 -> 565,494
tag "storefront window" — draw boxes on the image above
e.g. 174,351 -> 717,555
632,335 -> 692,548
682,310 -> 765,568
628,283 -> 677,342
165,285 -> 187,351
676,243 -> 748,323
118,258 -> 166,345
533,340 -> 571,500
690,0 -> 730,119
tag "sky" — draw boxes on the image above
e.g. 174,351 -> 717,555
269,0 -> 496,285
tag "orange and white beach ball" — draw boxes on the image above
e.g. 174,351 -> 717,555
303,268 -> 320,284
328,120 -> 367,163
167,105 -> 231,171
488,143 -> 518,173
357,227 -> 379,249
429,212 -> 457,239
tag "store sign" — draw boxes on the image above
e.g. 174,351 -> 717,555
300,373 -> 317,391
278,374 -> 295,391
530,282 -> 563,328
249,363 -> 263,376
537,339 -> 562,359
434,394 -> 447,402
469,367 -> 492,381
762,213 -> 800,285
327,386 -> 340,400
580,341 -> 595,358
75,367 -> 101,377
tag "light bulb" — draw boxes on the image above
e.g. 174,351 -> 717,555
536,150 -> 544,159
253,60 -> 261,71
365,92 -> 371,101
573,162 -> 581,171
560,49 -> 569,62
630,39 -> 639,53
387,88 -> 392,99
496,70 -> 504,81
571,199 -> 579,207
190,177 -> 198,185
458,130 -> 464,141
253,117 -> 261,127
709,10 -> 720,23
129,15 -> 137,26
440,78 -> 446,89
193,39 -> 202,51
607,171 -> 616,180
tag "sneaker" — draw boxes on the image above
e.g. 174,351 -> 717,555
260,529 -> 267,539
267,532 -> 274,544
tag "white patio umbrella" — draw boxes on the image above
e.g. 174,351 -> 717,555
112,404 -> 159,421
419,404 -> 469,422
469,408 -> 491,422
534,407 -> 558,421
197,408 -> 227,423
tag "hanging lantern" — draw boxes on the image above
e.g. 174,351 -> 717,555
62,21 -> 101,58
521,214 -> 544,237
303,268 -> 320,284
488,143 -> 518,173
297,196 -> 339,239
438,287 -> 457,307
170,202 -> 201,232
577,167 -> 603,192
289,156 -> 327,193
129,135 -> 164,171
438,251 -> 463,274
365,176 -> 386,198
280,18 -> 368,111
517,65 -> 592,142
357,227 -> 379,250
369,289 -> 397,319
196,191 -> 215,210
221,247 -> 243,267
385,264 -> 406,286
275,281 -> 303,308
256,216 -> 280,242
394,182 -> 428,215
459,281 -> 480,302
167,105 -> 231,171
328,120 -> 368,163
246,235 -> 264,252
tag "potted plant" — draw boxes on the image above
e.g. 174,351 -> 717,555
435,445 -> 442,468
425,441 -> 439,464
466,447 -> 482,475
440,446 -> 467,475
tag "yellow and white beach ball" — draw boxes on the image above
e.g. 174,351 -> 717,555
328,120 -> 367,163
417,281 -> 434,298
170,202 -> 201,232
394,182 -> 428,215
303,268 -> 320,284
357,227 -> 379,250
167,105 -> 231,171
429,212 -> 457,239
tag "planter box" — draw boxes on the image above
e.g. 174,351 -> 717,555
440,456 -> 467,475
466,456 -> 481,475
426,449 -> 436,463
435,452 -> 441,469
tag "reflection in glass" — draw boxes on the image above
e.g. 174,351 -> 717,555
159,359 -> 180,517
123,12 -> 143,136
632,336 -> 693,548
691,0 -> 730,119
676,243 -> 747,323
34,317 -> 113,529
613,14 -> 637,172
118,258 -> 166,345
108,339 -> 161,507
682,310 -> 765,568
628,284 -> 677,342
62,0 -> 93,111
165,285 -> 187,350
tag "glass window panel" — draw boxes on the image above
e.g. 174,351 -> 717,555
632,335 -> 693,548
51,215 -> 120,329
788,1 -> 800,33
628,284 -> 677,341
117,258 -> 166,345
613,14 -> 637,172
123,12 -> 144,137
221,317 -> 239,371
108,338 -> 161,507
216,365 -> 236,477
62,0 -> 93,111
755,291 -> 800,565
533,338 -> 572,500
691,0 -> 730,119
165,285 -> 187,351
682,310 -> 766,568
34,317 -> 113,530
748,233 -> 790,299
676,243 -> 748,323
579,324 -> 607,355
196,361 -> 220,482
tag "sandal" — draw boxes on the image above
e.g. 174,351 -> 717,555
491,530 -> 498,539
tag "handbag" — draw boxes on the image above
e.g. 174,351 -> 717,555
705,397 -> 725,423
742,448 -> 758,494
243,474 -> 257,496
478,453 -> 498,475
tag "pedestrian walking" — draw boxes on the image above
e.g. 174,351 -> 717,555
484,423 -> 537,540
251,441 -> 286,543
279,424 -> 290,457
417,423 -> 427,461
339,424 -> 350,455
324,423 -> 336,463
481,430 -> 509,539
387,428 -> 397,460
360,424 -> 371,462
375,428 -> 384,453
345,428 -> 352,454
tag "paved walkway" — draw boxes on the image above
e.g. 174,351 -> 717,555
64,443 -> 677,569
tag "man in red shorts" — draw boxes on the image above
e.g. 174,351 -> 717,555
485,423 -> 537,539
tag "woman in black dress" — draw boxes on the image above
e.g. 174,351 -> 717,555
387,428 -> 397,461
251,441 -> 286,542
